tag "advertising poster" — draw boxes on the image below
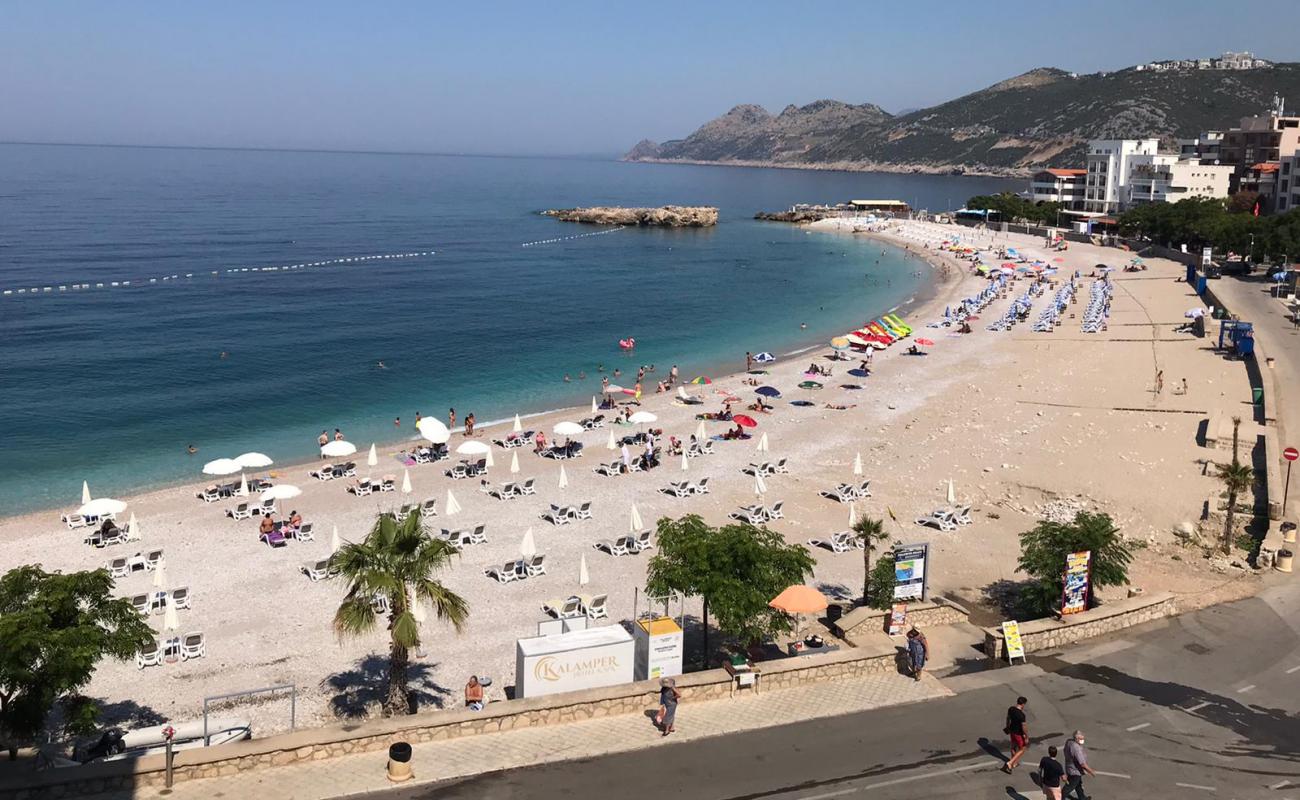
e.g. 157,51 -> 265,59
887,603 -> 908,636
1002,620 -> 1025,662
1060,550 -> 1092,615
893,544 -> 929,601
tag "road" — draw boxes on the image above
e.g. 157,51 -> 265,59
359,581 -> 1300,800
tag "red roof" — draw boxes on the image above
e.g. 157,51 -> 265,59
1045,168 -> 1087,177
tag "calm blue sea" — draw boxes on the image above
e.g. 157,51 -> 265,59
0,144 -> 1014,514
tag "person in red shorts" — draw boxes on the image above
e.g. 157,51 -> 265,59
1003,696 -> 1029,773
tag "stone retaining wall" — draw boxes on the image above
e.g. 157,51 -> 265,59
833,597 -> 969,646
3,640 -> 902,799
981,592 -> 1177,661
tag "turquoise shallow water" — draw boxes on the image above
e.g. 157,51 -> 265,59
0,145 -> 1015,514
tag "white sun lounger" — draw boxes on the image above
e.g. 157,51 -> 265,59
821,484 -> 857,503
542,505 -> 572,525
169,586 -> 191,609
136,640 -> 163,670
915,509 -> 957,531
484,560 -> 522,583
594,536 -> 633,556
301,559 -> 331,581
543,596 -> 582,619
524,554 -> 547,577
579,593 -> 608,620
179,632 -> 205,661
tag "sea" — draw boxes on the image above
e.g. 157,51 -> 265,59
0,143 -> 1015,514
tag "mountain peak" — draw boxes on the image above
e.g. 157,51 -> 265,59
985,67 -> 1072,93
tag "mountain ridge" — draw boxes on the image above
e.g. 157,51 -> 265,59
627,64 -> 1300,177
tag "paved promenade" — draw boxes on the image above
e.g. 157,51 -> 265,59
96,672 -> 949,800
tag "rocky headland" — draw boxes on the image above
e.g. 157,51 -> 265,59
541,206 -> 718,227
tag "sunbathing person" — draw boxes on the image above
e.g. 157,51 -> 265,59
286,510 -> 303,531
667,436 -> 682,456
259,514 -> 276,536
533,431 -> 547,454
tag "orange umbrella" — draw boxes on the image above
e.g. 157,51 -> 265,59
768,585 -> 829,614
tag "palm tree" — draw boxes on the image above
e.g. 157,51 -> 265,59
851,516 -> 890,606
330,508 -> 468,716
1218,415 -> 1254,555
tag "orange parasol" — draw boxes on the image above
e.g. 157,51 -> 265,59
768,585 -> 829,615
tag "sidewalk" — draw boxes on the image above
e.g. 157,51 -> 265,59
91,672 -> 951,800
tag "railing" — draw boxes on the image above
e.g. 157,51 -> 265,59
203,684 -> 297,744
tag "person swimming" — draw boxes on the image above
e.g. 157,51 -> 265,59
186,444 -> 197,454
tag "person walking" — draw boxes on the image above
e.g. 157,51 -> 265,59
1002,696 -> 1029,773
1063,730 -> 1095,799
906,627 -> 928,681
1038,744 -> 1065,799
656,677 -> 681,736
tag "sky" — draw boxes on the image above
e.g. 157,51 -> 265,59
2,1 -> 1297,156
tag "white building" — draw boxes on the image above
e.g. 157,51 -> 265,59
1279,152 -> 1300,212
1029,168 -> 1087,208
1084,139 -> 1159,213
1127,156 -> 1235,205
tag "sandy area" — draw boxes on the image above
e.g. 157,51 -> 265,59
0,220 -> 1256,736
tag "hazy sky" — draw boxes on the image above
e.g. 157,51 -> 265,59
3,1 -> 1296,155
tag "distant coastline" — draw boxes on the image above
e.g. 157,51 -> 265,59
621,156 -> 1030,179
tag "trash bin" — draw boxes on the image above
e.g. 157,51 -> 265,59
387,742 -> 413,783
1278,549 -> 1294,574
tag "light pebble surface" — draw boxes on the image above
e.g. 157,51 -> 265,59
0,221 -> 1250,735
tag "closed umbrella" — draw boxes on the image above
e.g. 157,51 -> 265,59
591,396 -> 598,414
202,458 -> 242,476
152,563 -> 168,590
558,464 -> 569,489
510,450 -> 520,474
163,600 -> 180,632
553,421 -> 584,436
607,428 -> 617,450
629,504 -> 643,533
694,421 -> 707,442
579,554 -> 590,586
513,414 -> 523,433
79,497 -> 127,518
445,489 -> 462,516
520,527 -> 537,558
756,432 -> 769,453
853,452 -> 863,476
235,452 -> 273,469
367,444 -> 378,468
331,525 -> 341,553
401,469 -> 412,494
237,472 -> 249,497
81,481 -> 91,505
680,452 -> 689,471
321,440 -> 357,458
126,512 -> 140,542
946,479 -> 956,505
417,417 -> 451,444
754,474 -> 767,496
848,502 -> 857,527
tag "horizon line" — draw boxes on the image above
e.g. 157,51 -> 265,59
0,140 -> 623,161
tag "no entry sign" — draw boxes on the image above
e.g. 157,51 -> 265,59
1285,447 -> 1299,462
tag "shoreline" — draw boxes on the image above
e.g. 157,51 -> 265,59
621,156 -> 1031,179
11,233 -> 947,524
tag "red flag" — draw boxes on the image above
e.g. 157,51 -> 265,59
1253,199 -> 1261,217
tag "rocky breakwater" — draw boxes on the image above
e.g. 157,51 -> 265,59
541,205 -> 718,227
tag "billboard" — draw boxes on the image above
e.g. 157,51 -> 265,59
1060,550 -> 1092,615
515,626 -> 635,699
893,544 -> 929,601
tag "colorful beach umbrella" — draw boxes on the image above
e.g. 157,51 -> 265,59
830,336 -> 851,351
914,338 -> 935,346
732,414 -> 758,428
691,376 -> 712,385
768,585 -> 828,615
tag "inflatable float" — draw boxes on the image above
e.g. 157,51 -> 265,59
618,337 -> 636,349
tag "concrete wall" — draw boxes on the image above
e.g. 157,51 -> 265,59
832,597 -> 969,646
2,641 -> 905,799
982,592 -> 1177,661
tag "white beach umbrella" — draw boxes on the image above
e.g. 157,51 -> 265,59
510,450 -> 520,474
694,421 -> 707,442
579,554 -> 590,586
852,452 -> 863,476
553,421 -> 584,436
628,411 -> 657,425
152,564 -> 168,590
235,452 -> 273,469
367,444 -> 378,468
163,600 -> 180,632
591,396 -> 598,414
946,479 -> 956,505
401,469 -> 412,494
331,525 -> 341,554
680,452 -> 689,471
78,497 -> 127,518
127,512 -> 140,542
320,440 -> 357,458
457,439 -> 492,468
629,504 -> 643,533
261,484 -> 302,503
513,414 -> 523,433
520,527 -> 537,558
606,428 -> 617,450
848,502 -> 857,527
756,432 -> 770,453
445,489 -> 462,516
558,464 -> 569,489
237,473 -> 249,497
417,417 -> 451,444
202,458 -> 242,476
754,474 -> 768,497
81,481 -> 92,505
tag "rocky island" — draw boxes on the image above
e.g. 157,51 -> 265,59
541,205 -> 718,227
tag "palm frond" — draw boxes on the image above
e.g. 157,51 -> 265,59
333,596 -> 378,639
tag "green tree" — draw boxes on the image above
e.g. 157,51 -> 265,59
0,566 -> 154,759
645,515 -> 815,667
850,516 -> 890,607
1016,512 -> 1133,616
965,193 -> 1061,225
1217,416 -> 1255,555
330,508 -> 468,717
865,554 -> 898,611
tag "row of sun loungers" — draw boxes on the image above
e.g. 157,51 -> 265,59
594,529 -> 654,556
61,510 -> 116,530
228,498 -> 283,519
349,476 -> 396,495
107,549 -> 165,578
685,439 -> 715,458
542,593 -> 608,620
1082,279 -> 1112,333
310,462 -> 358,481
480,479 -> 536,499
411,445 -> 449,463
915,504 -> 973,531
260,522 -> 314,548
579,415 -> 605,429
196,478 -> 272,503
542,502 -> 592,525
807,530 -> 864,553
129,586 -> 190,615
986,282 -> 1042,331
492,431 -> 535,449
729,502 -> 784,525
742,459 -> 789,477
136,632 -> 205,669
663,478 -> 710,497
819,480 -> 872,503
439,524 -> 487,547
484,554 -> 547,583
395,499 -> 438,518
1031,278 -> 1078,332
540,443 -> 584,460
446,458 -> 488,479
594,460 -> 644,476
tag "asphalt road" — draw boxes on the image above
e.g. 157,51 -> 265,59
361,581 -> 1300,800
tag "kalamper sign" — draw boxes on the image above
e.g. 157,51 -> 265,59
515,625 -> 634,699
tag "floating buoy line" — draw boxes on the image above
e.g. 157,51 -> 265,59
520,226 -> 626,248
